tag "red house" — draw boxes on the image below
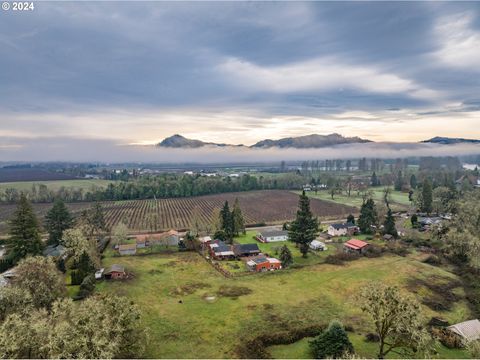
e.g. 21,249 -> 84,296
246,256 -> 282,272
104,264 -> 127,279
344,239 -> 369,254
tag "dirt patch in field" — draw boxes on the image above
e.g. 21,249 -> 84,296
171,282 -> 211,296
216,285 -> 252,299
408,276 -> 463,311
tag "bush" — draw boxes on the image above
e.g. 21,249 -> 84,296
309,321 -> 354,359
431,328 -> 463,349
365,332 -> 380,342
386,243 -> 409,257
363,244 -> 384,258
423,255 -> 442,265
216,285 -> 252,299
325,252 -> 358,265
70,270 -> 82,285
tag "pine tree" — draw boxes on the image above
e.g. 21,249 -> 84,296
421,178 -> 433,214
279,245 -> 293,268
231,198 -> 245,236
310,321 -> 354,359
383,208 -> 398,238
394,171 -> 403,191
347,214 -> 355,225
7,194 -> 43,263
76,251 -> 95,281
371,172 -> 379,187
220,201 -> 234,243
358,198 -> 378,234
45,199 -> 74,245
410,174 -> 418,189
288,191 -> 319,258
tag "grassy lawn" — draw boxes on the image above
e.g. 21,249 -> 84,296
98,249 -> 472,359
298,188 -> 411,212
0,179 -> 114,191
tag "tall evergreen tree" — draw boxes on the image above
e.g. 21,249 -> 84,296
371,172 -> 379,187
410,174 -> 418,189
358,198 -> 378,234
7,194 -> 43,263
220,201 -> 234,243
44,199 -> 74,245
231,198 -> 245,236
279,245 -> 293,268
421,179 -> 433,214
383,208 -> 398,238
347,214 -> 355,225
288,191 -> 319,258
394,171 -> 403,191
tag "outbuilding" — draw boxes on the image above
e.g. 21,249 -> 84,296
257,229 -> 288,243
104,264 -> 127,279
447,319 -> 480,342
118,243 -> 137,256
310,240 -> 327,251
343,239 -> 369,254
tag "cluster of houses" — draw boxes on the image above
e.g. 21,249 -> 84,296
200,236 -> 282,272
117,229 -> 180,255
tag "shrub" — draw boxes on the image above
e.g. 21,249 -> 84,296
309,321 -> 354,359
423,254 -> 442,265
431,328 -> 463,349
76,274 -> 96,299
365,332 -> 380,342
325,252 -> 358,265
363,244 -> 384,258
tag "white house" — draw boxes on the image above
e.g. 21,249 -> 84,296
327,222 -> 359,237
118,244 -> 137,256
310,240 -> 327,251
257,229 -> 288,243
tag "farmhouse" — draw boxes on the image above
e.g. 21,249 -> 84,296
104,264 -> 127,279
232,243 -> 261,257
209,240 -> 235,260
328,222 -> 359,237
246,256 -> 282,272
447,319 -> 480,342
344,239 -> 369,254
118,243 -> 137,256
310,240 -> 327,251
257,229 -> 288,243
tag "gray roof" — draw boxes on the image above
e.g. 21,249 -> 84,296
233,243 -> 260,254
260,229 -> 288,237
43,245 -> 67,257
448,319 -> 480,341
330,222 -> 356,230
106,264 -> 125,274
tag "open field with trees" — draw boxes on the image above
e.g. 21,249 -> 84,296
97,251 -> 471,358
0,190 -> 355,235
0,179 -> 113,192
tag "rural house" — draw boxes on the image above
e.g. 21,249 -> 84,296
118,243 -> 137,256
257,229 -> 288,243
310,240 -> 327,251
232,243 -> 261,257
327,222 -> 359,237
209,240 -> 235,260
447,319 -> 480,342
43,244 -> 67,258
104,264 -> 127,279
343,239 -> 369,254
246,256 -> 282,272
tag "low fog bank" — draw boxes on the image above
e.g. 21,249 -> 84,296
1,137 -> 480,163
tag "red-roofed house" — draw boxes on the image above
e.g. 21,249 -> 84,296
344,239 -> 369,254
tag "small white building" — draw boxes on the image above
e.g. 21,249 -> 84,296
257,229 -> 288,243
310,240 -> 327,251
448,319 -> 480,342
95,268 -> 105,280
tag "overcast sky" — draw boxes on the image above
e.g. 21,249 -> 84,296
1,1 -> 480,160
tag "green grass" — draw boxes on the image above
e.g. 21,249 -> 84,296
0,179 -> 114,191
269,333 -> 470,359
298,188 -> 412,211
98,249 -> 472,358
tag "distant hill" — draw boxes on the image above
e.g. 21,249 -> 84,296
251,133 -> 371,148
157,133 -> 371,149
157,134 -> 232,148
422,136 -> 480,145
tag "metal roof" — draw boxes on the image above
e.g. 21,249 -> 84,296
448,319 -> 480,341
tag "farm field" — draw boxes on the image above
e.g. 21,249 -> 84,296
0,190 -> 355,234
97,251 -> 471,358
297,188 -> 411,211
0,168 -> 79,182
0,179 -> 113,191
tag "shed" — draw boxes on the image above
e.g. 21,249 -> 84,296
118,243 -> 137,256
310,240 -> 327,251
246,256 -> 282,272
447,319 -> 480,342
344,239 -> 369,254
104,264 -> 126,279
